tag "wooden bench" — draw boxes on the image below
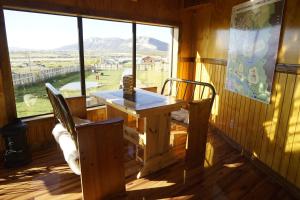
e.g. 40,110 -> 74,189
45,83 -> 126,200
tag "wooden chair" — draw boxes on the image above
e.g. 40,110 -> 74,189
45,83 -> 126,200
122,79 -> 215,168
161,78 -> 216,168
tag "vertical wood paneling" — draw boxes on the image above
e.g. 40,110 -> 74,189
286,83 -> 300,186
215,65 -> 221,128
256,104 -> 268,157
272,74 -> 296,172
259,74 -> 278,162
231,93 -> 238,139
265,73 -> 287,167
280,76 -> 300,179
242,98 -> 251,148
192,62 -> 300,189
232,93 -> 241,142
250,101 -> 262,154
179,0 -> 300,190
220,66 -> 227,134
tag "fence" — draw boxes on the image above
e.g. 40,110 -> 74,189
12,63 -> 170,87
94,63 -> 169,71
137,63 -> 169,71
12,66 -> 81,87
95,64 -> 122,70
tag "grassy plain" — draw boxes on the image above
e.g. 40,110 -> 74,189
15,69 -> 168,117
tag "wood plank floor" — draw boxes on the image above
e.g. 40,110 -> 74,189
0,128 -> 298,200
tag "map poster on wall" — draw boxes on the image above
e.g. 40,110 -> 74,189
225,0 -> 285,104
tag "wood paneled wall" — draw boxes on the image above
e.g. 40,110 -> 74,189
0,0 -> 181,26
194,61 -> 300,189
179,0 -> 300,189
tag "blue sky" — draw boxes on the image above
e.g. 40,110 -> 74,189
4,10 -> 172,50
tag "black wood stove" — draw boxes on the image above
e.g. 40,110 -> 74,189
0,119 -> 31,168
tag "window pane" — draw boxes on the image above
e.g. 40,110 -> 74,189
4,10 -> 80,117
83,19 -> 132,107
136,24 -> 173,92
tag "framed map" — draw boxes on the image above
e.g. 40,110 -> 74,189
225,0 -> 285,103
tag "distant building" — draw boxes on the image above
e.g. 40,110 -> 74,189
142,56 -> 155,64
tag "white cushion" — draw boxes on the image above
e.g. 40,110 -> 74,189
171,108 -> 189,124
52,124 -> 81,175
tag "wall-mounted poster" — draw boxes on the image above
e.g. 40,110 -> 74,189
225,0 -> 285,103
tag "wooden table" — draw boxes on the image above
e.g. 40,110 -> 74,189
92,88 -> 185,178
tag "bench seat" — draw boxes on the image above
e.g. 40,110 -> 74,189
52,123 -> 81,175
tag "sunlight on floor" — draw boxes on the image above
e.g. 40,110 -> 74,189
204,142 -> 214,168
127,180 -> 176,190
223,162 -> 244,168
159,195 -> 195,199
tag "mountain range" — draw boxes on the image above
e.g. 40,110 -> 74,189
58,36 -> 169,52
10,36 -> 169,53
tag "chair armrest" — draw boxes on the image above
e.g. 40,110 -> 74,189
75,117 -> 126,200
65,96 -> 87,119
75,117 -> 123,130
186,98 -> 212,169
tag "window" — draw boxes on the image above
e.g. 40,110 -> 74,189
82,19 -> 132,107
136,24 -> 173,91
4,10 -> 80,117
4,9 -> 178,117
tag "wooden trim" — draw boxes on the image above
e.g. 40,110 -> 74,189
179,57 -> 300,75
276,63 -> 300,75
183,0 -> 212,10
21,101 -> 104,122
21,114 -> 54,123
200,57 -> 227,66
0,7 -> 17,126
87,105 -> 106,111
132,23 -> 136,87
210,125 -> 300,199
1,1 -> 180,27
179,57 -> 196,63
77,17 -> 86,96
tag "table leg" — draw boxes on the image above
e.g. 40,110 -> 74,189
137,113 -> 178,178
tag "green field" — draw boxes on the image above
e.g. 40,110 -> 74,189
15,69 -> 168,118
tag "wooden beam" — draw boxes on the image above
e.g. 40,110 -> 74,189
1,0 -> 180,27
132,23 -> 136,87
77,17 -> 86,96
184,0 -> 211,9
180,57 -> 300,75
0,7 -> 17,126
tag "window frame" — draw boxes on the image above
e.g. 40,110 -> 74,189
3,8 -> 178,118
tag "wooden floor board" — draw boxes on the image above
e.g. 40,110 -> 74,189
0,129 -> 297,200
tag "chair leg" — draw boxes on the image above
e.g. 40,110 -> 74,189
135,145 -> 144,163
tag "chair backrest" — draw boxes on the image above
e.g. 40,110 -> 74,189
45,83 -> 78,147
161,78 -> 216,110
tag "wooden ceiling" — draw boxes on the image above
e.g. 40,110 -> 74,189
184,0 -> 211,8
0,0 -> 182,26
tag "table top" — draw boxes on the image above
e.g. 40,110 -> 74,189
91,89 -> 185,117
